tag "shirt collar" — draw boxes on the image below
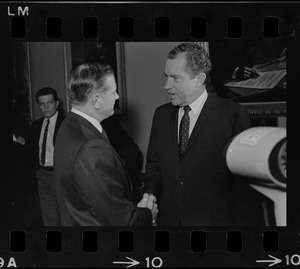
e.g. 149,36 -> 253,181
182,89 -> 208,115
44,111 -> 58,124
71,107 -> 103,133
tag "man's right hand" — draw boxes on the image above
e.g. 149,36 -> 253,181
151,202 -> 158,223
137,193 -> 158,220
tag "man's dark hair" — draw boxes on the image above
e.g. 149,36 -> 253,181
36,87 -> 58,103
168,42 -> 212,84
67,63 -> 114,105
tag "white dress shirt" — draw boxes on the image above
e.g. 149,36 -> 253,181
71,107 -> 103,134
39,111 -> 58,166
178,90 -> 208,141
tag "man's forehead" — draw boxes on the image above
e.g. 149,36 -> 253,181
105,74 -> 116,83
103,75 -> 117,92
38,94 -> 55,101
165,53 -> 187,72
104,75 -> 116,87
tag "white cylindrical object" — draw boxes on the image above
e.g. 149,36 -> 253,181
226,127 -> 286,188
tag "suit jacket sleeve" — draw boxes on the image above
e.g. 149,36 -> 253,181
26,120 -> 41,179
143,108 -> 164,198
74,138 -> 152,226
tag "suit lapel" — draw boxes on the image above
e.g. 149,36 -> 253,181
69,112 -> 133,197
34,118 -> 44,158
102,131 -> 133,196
53,113 -> 64,144
171,106 -> 179,147
37,118 -> 44,136
170,105 -> 181,162
183,93 -> 217,157
101,128 -> 133,197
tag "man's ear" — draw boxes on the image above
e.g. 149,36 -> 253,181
55,100 -> 59,109
93,93 -> 101,110
196,73 -> 206,86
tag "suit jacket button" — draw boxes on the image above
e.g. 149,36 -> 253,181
176,207 -> 180,212
180,181 -> 184,187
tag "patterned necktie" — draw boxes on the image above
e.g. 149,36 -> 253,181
179,106 -> 191,156
41,119 -> 50,165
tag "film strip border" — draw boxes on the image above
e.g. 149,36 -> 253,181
1,229 -> 300,267
2,2 -> 300,267
0,2 -> 298,40
7,16 -> 291,40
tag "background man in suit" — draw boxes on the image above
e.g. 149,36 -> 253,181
54,63 -> 157,226
28,87 -> 65,226
142,42 -> 264,226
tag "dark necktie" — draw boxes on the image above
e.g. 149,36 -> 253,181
41,119 -> 50,165
179,106 -> 191,156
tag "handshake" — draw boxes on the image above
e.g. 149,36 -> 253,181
137,193 -> 158,225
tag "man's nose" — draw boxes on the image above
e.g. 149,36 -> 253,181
116,93 -> 119,100
164,78 -> 172,90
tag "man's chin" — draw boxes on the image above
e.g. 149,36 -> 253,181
108,110 -> 115,117
170,100 -> 179,106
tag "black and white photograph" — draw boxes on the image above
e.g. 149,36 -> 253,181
6,40 -> 287,228
1,1 -> 298,268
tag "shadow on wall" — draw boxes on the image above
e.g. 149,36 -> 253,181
123,104 -> 143,143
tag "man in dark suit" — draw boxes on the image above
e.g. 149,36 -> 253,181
54,63 -> 157,226
142,42 -> 264,226
27,87 -> 65,226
